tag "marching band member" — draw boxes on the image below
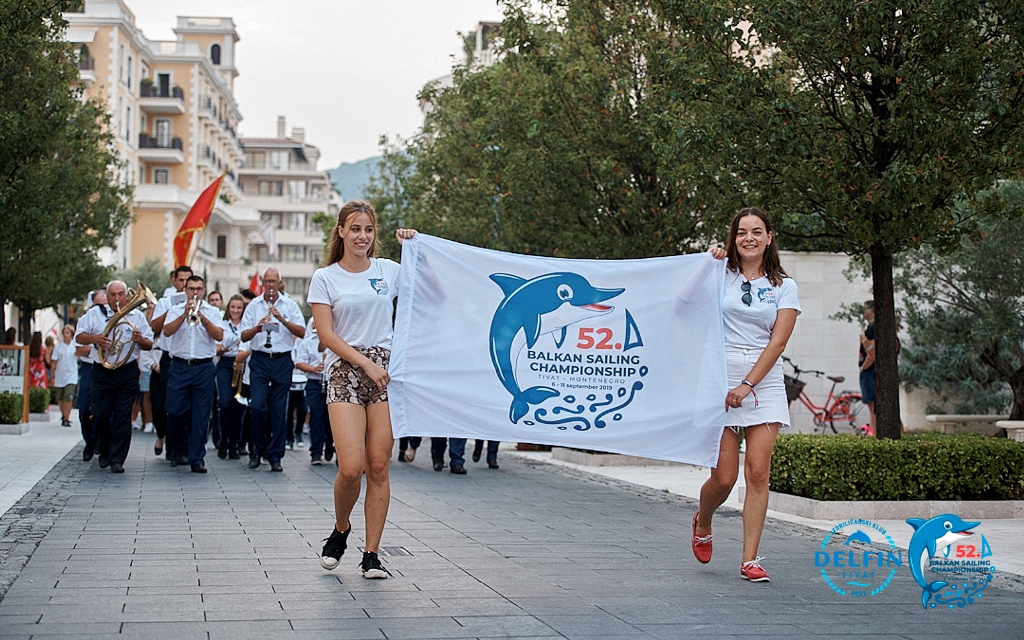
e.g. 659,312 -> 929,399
74,289 -> 105,462
239,268 -> 305,472
162,275 -> 224,473
293,318 -> 332,466
216,294 -> 248,460
75,280 -> 154,474
149,265 -> 193,460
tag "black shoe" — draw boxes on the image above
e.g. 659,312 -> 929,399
190,463 -> 207,473
311,453 -> 323,466
324,447 -> 334,462
450,463 -> 467,475
83,446 -> 94,462
320,525 -> 351,570
248,456 -> 261,469
217,448 -> 228,460
98,457 -> 110,469
176,454 -> 189,467
270,460 -> 282,472
488,461 -> 499,469
433,458 -> 443,471
472,440 -> 483,463
397,448 -> 407,462
109,462 -> 124,473
228,449 -> 240,460
169,455 -> 178,467
360,551 -> 391,579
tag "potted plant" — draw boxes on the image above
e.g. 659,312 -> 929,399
140,76 -> 153,97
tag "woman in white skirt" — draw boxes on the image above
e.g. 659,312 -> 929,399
693,207 -> 800,583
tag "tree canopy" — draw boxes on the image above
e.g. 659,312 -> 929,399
0,0 -> 133,338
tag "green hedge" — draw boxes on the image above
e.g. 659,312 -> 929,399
770,433 -> 1024,501
0,392 -> 22,424
29,387 -> 50,413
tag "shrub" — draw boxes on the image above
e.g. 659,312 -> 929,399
770,434 -> 1024,501
29,387 -> 50,413
0,392 -> 22,424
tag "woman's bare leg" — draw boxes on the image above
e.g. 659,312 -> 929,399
362,402 -> 394,553
696,428 -> 740,535
741,423 -> 779,562
328,403 -> 367,534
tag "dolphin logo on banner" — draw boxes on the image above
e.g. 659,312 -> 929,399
488,272 -> 624,423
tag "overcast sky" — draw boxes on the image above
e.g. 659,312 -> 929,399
131,0 -> 502,168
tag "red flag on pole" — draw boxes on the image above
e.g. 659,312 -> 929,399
249,271 -> 263,296
173,173 -> 225,267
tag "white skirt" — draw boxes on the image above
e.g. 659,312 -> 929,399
725,346 -> 791,429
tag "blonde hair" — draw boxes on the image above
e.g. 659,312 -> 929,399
324,200 -> 378,266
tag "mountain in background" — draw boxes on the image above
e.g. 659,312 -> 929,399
326,156 -> 382,202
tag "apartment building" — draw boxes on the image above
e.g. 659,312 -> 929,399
63,0 -> 256,295
239,117 -> 342,305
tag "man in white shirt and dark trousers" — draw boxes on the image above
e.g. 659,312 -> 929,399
149,265 -> 193,461
75,289 -> 105,462
163,276 -> 224,473
75,280 -> 154,473
293,319 -> 332,465
240,269 -> 305,472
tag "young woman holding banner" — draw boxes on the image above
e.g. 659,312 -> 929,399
307,199 -> 415,579
694,207 -> 800,583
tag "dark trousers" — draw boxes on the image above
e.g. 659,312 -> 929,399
399,436 -> 422,452
474,439 -> 500,463
216,357 -> 244,452
77,361 -> 96,449
305,379 -> 331,458
166,359 -> 216,466
149,351 -> 172,439
91,363 -> 139,465
286,388 -> 307,444
431,437 -> 466,467
249,352 -> 292,464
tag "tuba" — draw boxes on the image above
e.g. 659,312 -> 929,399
98,281 -> 158,369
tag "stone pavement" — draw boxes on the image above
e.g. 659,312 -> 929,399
0,434 -> 1022,639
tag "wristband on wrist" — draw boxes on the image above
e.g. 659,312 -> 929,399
742,378 -> 755,389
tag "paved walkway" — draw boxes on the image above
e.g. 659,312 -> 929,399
0,430 -> 1021,639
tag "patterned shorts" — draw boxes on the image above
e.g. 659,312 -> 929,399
326,346 -> 390,406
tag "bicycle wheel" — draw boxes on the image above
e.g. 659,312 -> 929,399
829,394 -> 865,433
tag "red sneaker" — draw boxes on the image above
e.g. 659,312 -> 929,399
691,512 -> 713,564
740,556 -> 770,582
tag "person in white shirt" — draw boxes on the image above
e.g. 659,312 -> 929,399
75,280 -> 154,474
307,199 -> 414,579
149,265 -> 193,460
694,207 -> 801,583
74,289 -> 105,461
293,318 -> 333,465
239,268 -> 305,472
162,275 -> 224,473
50,325 -> 79,427
215,294 -> 248,460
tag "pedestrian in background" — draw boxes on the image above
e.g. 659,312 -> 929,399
431,437 -> 468,474
50,325 -> 79,427
694,207 -> 800,583
28,332 -> 48,389
293,318 -> 332,465
472,439 -> 500,469
859,300 -> 877,433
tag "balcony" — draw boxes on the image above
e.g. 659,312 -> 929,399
78,56 -> 95,86
137,133 -> 184,163
138,84 -> 186,114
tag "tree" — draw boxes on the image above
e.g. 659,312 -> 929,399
896,182 -> 1024,420
116,257 -> 167,294
367,0 -> 732,261
0,0 -> 133,339
664,0 -> 1024,438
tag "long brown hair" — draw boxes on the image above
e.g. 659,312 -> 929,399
29,331 -> 42,359
223,294 -> 247,322
324,200 -> 378,266
725,207 -> 788,286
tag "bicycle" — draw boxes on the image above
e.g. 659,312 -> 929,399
781,356 -> 871,435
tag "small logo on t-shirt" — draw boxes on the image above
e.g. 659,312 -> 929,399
757,287 -> 776,305
368,278 -> 389,296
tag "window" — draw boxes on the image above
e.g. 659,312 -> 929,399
269,151 -> 290,170
285,245 -> 306,263
216,235 -> 227,258
309,249 -> 322,265
257,181 -> 283,196
244,152 -> 265,169
210,43 -> 221,65
153,169 -> 169,184
125,106 -> 131,141
117,96 -> 123,137
119,43 -> 125,82
127,54 -> 133,86
288,180 -> 306,199
157,73 -> 170,97
288,212 -> 306,230
284,278 -> 308,300
261,212 -> 283,228
155,119 -> 171,147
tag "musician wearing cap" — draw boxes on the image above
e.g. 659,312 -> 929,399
239,268 -> 305,472
162,275 -> 225,473
75,280 -> 155,474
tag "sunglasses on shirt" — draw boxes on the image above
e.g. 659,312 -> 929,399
741,281 -> 752,306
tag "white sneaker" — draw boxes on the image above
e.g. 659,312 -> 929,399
296,441 -> 306,449
143,423 -> 155,433
132,419 -> 142,430
286,442 -> 293,451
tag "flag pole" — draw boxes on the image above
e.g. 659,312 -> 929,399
186,170 -> 228,266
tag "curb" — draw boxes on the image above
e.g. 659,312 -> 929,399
740,487 -> 1024,520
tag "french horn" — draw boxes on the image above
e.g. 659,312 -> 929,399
98,281 -> 158,369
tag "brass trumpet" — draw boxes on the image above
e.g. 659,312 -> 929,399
231,359 -> 245,399
186,294 -> 201,327
98,281 -> 158,369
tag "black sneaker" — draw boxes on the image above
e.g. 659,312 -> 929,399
324,446 -> 334,462
320,526 -> 350,570
311,453 -> 323,466
360,551 -> 391,579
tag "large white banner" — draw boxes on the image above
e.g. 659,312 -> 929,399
389,235 -> 728,466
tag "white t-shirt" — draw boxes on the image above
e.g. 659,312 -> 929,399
306,259 -> 401,372
722,271 -> 801,349
50,341 -> 79,387
293,333 -> 324,381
